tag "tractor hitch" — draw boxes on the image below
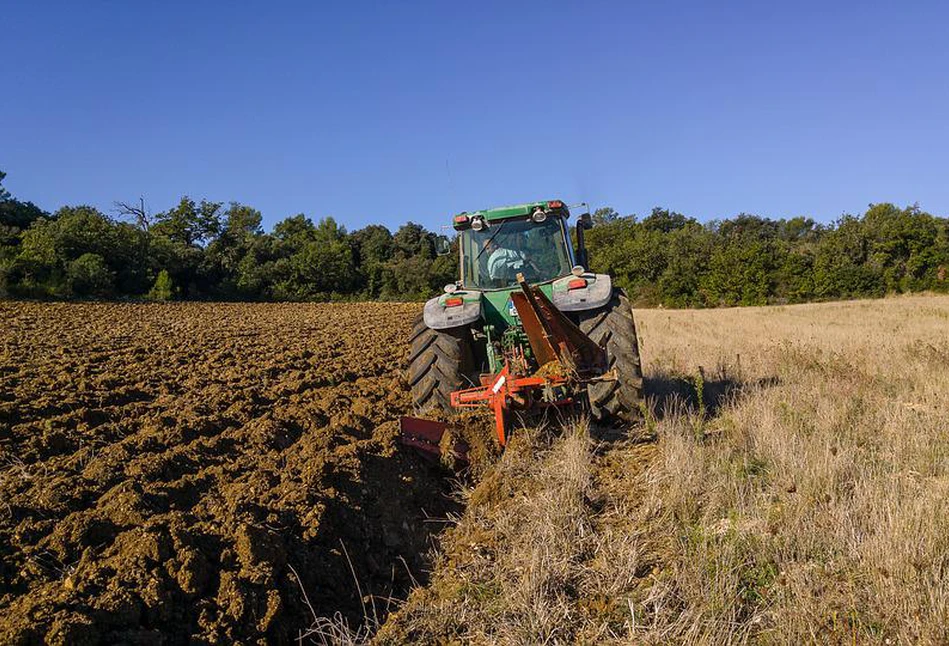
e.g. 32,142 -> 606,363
450,364 -> 579,447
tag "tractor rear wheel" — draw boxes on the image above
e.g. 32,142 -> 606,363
578,290 -> 644,424
406,314 -> 475,413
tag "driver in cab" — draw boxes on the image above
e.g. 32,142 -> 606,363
486,238 -> 537,284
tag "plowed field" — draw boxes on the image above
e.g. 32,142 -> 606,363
0,302 -> 455,644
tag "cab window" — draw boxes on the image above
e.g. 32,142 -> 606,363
461,217 -> 572,289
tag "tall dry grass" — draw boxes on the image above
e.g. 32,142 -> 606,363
375,422 -> 605,644
374,423 -> 660,644
634,295 -> 949,644
377,295 -> 949,645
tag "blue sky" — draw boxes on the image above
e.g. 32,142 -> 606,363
3,1 -> 948,232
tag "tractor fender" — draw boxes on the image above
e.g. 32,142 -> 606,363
423,292 -> 482,330
550,273 -> 613,312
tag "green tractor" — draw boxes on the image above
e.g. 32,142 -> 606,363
405,200 -> 643,446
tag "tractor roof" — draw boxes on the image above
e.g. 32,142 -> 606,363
461,200 -> 568,223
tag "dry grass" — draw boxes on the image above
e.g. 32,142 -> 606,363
378,295 -> 949,644
634,294 -> 949,644
375,416 -> 668,645
375,421 -> 649,644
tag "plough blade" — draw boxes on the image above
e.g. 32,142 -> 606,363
398,416 -> 469,464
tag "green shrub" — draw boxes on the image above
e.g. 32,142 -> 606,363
66,253 -> 114,298
148,269 -> 175,301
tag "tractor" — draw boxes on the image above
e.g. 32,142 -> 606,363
401,200 -> 642,459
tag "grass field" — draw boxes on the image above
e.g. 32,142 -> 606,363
636,295 -> 949,644
2,296 -> 948,644
381,295 -> 949,645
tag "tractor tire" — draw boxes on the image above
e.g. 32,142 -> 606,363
577,290 -> 644,424
406,313 -> 475,413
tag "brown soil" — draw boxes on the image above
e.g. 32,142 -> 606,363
0,302 -> 459,645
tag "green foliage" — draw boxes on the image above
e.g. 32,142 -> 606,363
277,217 -> 357,299
1,165 -> 948,305
587,203 -> 949,307
67,253 -> 114,298
0,259 -> 11,298
9,205 -> 147,298
151,197 -> 222,247
592,206 -> 619,225
0,171 -> 47,248
148,269 -> 175,301
351,224 -> 395,297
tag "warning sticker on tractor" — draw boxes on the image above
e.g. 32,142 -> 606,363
491,374 -> 506,393
507,299 -> 519,319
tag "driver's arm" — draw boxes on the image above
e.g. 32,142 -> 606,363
488,248 -> 521,280
487,249 -> 506,280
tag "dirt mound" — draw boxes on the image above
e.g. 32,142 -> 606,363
0,302 -> 458,644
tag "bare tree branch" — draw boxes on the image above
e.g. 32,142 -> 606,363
114,196 -> 151,232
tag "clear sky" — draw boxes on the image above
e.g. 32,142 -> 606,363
3,1 -> 948,232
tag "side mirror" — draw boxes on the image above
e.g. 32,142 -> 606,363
575,213 -> 593,270
434,235 -> 453,256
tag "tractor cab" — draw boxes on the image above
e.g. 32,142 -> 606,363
428,200 -> 609,334
455,201 -> 576,290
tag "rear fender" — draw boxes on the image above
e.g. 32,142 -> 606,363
423,291 -> 482,330
550,273 -> 613,312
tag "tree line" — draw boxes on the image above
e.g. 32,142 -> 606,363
586,205 -> 949,307
1,169 -> 947,305
0,171 -> 455,301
